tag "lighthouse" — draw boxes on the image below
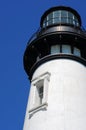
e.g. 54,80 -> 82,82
23,6 -> 86,130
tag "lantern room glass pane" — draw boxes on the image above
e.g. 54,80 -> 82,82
47,13 -> 53,26
61,10 -> 68,22
74,47 -> 81,56
51,45 -> 60,54
48,12 -> 53,19
43,18 -> 47,28
62,45 -> 71,54
53,17 -> 61,24
53,11 -> 61,24
47,19 -> 53,26
53,10 -> 61,17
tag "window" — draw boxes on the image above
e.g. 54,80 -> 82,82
28,72 -> 50,115
74,47 -> 81,56
50,44 -> 81,57
37,85 -> 43,105
35,80 -> 44,106
51,45 -> 60,54
62,45 -> 71,54
51,45 -> 71,54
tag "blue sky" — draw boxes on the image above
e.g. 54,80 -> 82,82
0,0 -> 86,130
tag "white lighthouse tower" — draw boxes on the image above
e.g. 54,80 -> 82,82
23,6 -> 86,130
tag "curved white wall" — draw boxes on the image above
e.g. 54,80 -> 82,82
23,59 -> 86,130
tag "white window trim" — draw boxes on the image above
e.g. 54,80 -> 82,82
29,102 -> 48,118
28,72 -> 51,117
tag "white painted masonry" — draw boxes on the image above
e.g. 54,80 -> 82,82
23,59 -> 86,130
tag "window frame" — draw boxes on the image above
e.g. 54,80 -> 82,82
28,72 -> 51,117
